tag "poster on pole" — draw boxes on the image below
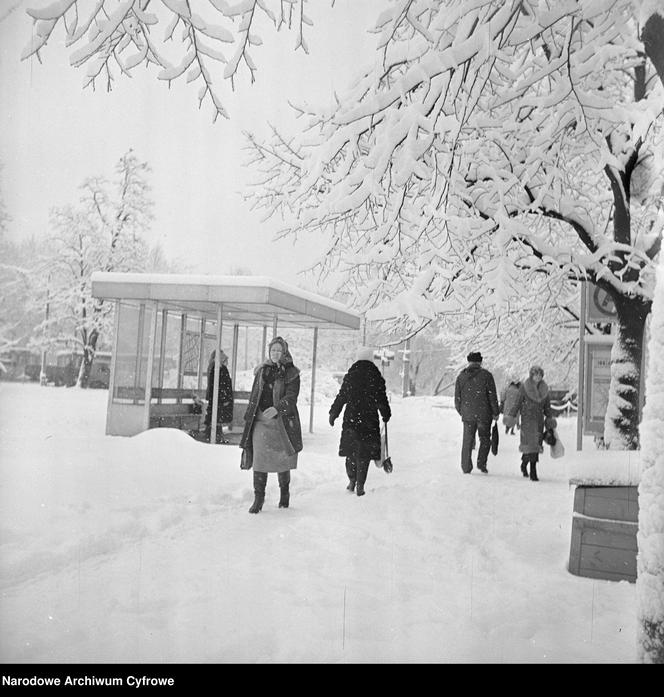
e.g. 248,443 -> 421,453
583,338 -> 613,436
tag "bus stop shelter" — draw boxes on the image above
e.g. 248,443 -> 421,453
91,272 -> 361,442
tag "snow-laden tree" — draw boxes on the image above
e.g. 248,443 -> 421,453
22,2 -> 664,446
41,150 -> 154,386
242,1 -> 664,451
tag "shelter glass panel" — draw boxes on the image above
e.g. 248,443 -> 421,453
150,310 -> 165,389
161,311 -> 182,389
113,302 -> 153,403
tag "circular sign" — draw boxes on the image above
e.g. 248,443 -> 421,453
592,286 -> 616,317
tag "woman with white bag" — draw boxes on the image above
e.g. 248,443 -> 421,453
505,365 -> 557,482
328,347 -> 391,497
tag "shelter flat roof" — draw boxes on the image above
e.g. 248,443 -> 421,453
91,272 -> 361,331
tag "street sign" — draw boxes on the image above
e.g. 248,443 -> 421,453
374,349 -> 395,367
586,283 -> 617,322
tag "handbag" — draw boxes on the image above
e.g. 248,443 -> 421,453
550,430 -> 565,459
240,448 -> 253,470
373,423 -> 393,473
543,427 -> 556,446
491,422 -> 499,455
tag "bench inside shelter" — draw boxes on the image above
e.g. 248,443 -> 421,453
115,386 -> 252,434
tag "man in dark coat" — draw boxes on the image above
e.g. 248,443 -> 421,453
454,351 -> 500,474
329,347 -> 391,496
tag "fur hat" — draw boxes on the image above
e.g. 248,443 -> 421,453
467,351 -> 483,363
356,346 -> 375,362
529,365 -> 544,378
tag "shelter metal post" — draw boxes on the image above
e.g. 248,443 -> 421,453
231,323 -> 239,387
262,326 -> 268,362
105,300 -> 121,435
157,309 -> 168,401
176,313 -> 187,401
143,302 -> 159,431
577,282 -> 586,451
197,317 -> 206,391
211,305 -> 223,446
272,315 -> 278,339
309,326 -> 319,433
134,303 -> 146,404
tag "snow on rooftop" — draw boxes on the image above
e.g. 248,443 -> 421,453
90,272 -> 360,316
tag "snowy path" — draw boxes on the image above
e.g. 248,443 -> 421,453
0,383 -> 636,662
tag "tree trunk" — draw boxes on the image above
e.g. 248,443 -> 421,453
637,7 -> 664,664
603,294 -> 649,450
637,256 -> 664,664
77,331 -> 99,389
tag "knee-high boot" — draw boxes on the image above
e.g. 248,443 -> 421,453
356,459 -> 369,497
520,454 -> 529,478
249,471 -> 267,513
345,457 -> 357,492
278,471 -> 290,508
530,459 -> 539,482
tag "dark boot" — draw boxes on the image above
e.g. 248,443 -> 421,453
345,457 -> 356,492
356,459 -> 369,497
520,455 -> 529,478
530,462 -> 539,482
249,471 -> 267,513
278,471 -> 290,508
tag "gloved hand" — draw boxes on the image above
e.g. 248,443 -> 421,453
382,415 -> 390,423
329,415 -> 335,427
262,406 -> 278,419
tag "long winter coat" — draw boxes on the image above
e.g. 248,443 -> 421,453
500,381 -> 521,427
329,360 -> 391,461
205,361 -> 234,424
507,378 -> 554,454
454,364 -> 500,423
239,362 -> 303,468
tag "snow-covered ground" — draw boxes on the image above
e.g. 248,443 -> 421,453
0,382 -> 637,663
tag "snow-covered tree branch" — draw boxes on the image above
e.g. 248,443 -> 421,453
243,0 -> 664,450
22,0 -> 316,121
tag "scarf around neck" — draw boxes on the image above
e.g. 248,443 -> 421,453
523,377 -> 549,403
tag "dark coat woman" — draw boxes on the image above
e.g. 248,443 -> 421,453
240,336 -> 302,513
329,347 -> 391,497
506,365 -> 555,482
204,350 -> 234,442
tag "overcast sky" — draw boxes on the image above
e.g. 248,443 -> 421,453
0,1 -> 378,288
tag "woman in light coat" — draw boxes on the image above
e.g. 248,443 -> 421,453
240,337 -> 302,513
500,378 -> 521,435
505,365 -> 555,482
